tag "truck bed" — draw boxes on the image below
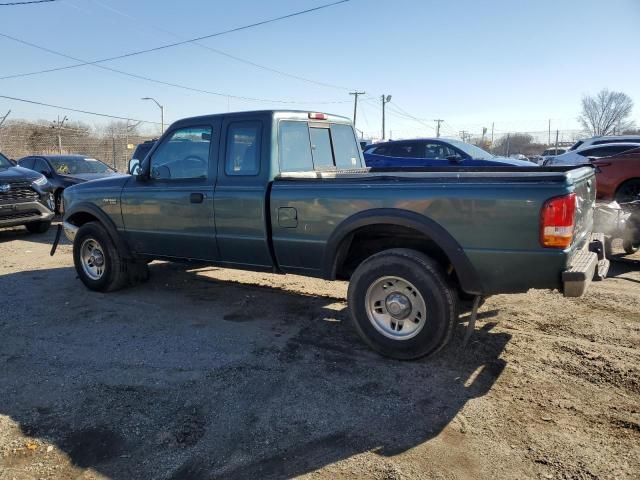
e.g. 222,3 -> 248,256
270,166 -> 595,295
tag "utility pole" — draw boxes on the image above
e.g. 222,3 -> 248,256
481,127 -> 487,144
491,122 -> 495,144
434,119 -> 444,138
349,91 -> 365,128
381,94 -> 392,140
459,130 -> 470,143
555,129 -> 559,152
53,115 -> 68,154
548,119 -> 551,145
0,110 -> 10,150
506,133 -> 511,156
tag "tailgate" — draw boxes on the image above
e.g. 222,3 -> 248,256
569,167 -> 596,249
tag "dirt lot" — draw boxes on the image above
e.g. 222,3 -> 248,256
0,223 -> 638,480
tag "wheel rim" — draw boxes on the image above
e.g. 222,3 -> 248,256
365,276 -> 427,340
80,238 -> 106,281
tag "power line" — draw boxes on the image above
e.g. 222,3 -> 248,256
0,94 -> 161,124
0,0 -> 55,5
0,32 -> 349,105
76,0 -> 353,92
0,0 -> 351,80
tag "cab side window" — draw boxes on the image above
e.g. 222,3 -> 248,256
150,126 -> 212,180
225,122 -> 261,176
19,157 -> 35,169
33,158 -> 52,175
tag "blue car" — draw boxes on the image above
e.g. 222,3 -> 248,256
363,138 -> 535,168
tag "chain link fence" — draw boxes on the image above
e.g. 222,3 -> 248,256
0,120 -> 160,173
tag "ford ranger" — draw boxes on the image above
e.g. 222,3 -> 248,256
61,110 -> 607,359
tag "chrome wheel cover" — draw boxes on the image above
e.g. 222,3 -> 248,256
79,238 -> 106,281
364,276 -> 427,340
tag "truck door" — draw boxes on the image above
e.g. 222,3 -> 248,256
121,121 -> 220,260
214,117 -> 273,268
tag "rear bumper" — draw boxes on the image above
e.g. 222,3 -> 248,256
0,200 -> 54,228
562,233 -> 609,297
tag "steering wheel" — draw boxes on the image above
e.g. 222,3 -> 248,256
184,155 -> 206,167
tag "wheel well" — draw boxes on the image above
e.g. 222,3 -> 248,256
334,224 -> 457,284
67,211 -> 99,227
615,177 -> 640,197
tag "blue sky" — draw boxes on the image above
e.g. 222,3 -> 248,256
1,0 -> 639,140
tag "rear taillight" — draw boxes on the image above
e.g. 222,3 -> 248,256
308,112 -> 328,120
540,193 -> 577,248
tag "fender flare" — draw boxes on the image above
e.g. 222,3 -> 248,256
322,208 -> 483,295
65,202 -> 133,259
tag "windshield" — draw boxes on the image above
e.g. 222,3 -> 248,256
50,157 -> 114,175
0,152 -> 11,168
446,139 -> 494,160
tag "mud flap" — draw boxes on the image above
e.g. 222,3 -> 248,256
49,224 -> 62,257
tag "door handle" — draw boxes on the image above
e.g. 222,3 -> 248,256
190,193 -> 205,203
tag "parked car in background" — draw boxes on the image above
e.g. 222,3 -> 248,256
569,135 -> 640,151
0,151 -> 54,233
545,143 -> 640,167
128,139 -> 157,173
18,154 -> 121,214
589,147 -> 640,202
540,147 -> 569,164
363,138 -> 535,167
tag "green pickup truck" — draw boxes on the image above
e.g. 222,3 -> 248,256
61,110 -> 607,359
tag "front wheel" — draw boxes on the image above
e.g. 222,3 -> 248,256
73,222 -> 128,292
347,248 -> 457,360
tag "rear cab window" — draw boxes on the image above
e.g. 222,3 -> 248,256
278,120 -> 363,172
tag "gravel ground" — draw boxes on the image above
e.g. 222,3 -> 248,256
0,223 -> 638,480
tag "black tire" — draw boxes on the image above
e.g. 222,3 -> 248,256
25,220 -> 51,234
347,248 -> 457,360
73,221 -> 129,292
623,240 -> 639,255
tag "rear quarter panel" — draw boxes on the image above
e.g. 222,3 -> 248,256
270,168 -> 595,294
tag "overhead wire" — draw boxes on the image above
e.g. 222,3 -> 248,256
0,0 -> 351,81
72,0 -> 354,92
0,94 -> 162,124
0,0 -> 56,5
0,32 -> 350,105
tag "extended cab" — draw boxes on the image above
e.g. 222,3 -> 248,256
62,110 -> 607,359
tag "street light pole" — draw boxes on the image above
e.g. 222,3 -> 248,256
141,97 -> 164,134
381,94 -> 392,140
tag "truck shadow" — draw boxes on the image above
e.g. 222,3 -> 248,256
0,262 -> 510,480
607,254 -> 640,283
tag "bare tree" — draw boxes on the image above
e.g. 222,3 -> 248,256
578,89 -> 634,136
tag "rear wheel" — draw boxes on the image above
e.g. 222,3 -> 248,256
25,220 -> 51,234
347,248 -> 457,360
73,222 -> 128,292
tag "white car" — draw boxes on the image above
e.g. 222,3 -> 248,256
569,135 -> 640,151
545,142 -> 640,166
540,147 -> 569,164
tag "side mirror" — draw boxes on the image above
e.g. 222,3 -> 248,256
128,158 -> 141,176
446,154 -> 463,163
41,170 -> 52,178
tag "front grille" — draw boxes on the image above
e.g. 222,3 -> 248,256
0,181 -> 39,204
0,210 -> 40,221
